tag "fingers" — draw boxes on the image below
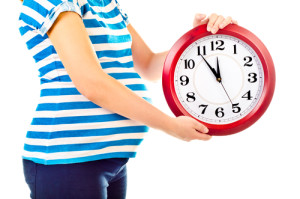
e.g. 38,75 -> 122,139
193,121 -> 212,141
206,13 -> 237,34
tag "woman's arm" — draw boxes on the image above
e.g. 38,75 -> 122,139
129,13 -> 237,82
47,11 -> 211,141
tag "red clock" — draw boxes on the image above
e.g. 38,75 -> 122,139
162,24 -> 275,136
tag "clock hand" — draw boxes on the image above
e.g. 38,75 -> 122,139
199,54 -> 219,81
216,57 -> 221,82
216,57 -> 233,106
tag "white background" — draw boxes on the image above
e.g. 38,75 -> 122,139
1,0 -> 299,198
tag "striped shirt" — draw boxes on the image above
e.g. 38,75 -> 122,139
18,0 -> 151,165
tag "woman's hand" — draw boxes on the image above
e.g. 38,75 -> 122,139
165,116 -> 212,142
193,13 -> 238,34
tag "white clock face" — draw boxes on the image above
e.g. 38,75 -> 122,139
174,34 -> 264,124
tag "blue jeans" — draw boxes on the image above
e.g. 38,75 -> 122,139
23,158 -> 129,199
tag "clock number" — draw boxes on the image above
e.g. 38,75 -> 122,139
233,44 -> 237,54
184,59 -> 195,69
248,73 -> 258,83
179,75 -> 189,86
242,90 -> 253,100
215,107 -> 225,118
244,56 -> 253,67
186,92 -> 196,102
197,46 -> 207,56
199,104 -> 208,114
232,103 -> 241,113
211,40 -> 225,51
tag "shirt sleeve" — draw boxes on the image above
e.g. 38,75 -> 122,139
114,0 -> 129,26
19,0 -> 83,36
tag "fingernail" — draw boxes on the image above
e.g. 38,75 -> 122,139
219,23 -> 224,29
204,128 -> 209,133
211,28 -> 217,34
207,26 -> 211,31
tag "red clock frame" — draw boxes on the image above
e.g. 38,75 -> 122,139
162,24 -> 275,136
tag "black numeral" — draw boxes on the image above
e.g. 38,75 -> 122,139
199,104 -> 208,114
244,56 -> 253,67
233,44 -> 237,54
242,90 -> 253,100
179,75 -> 189,86
184,59 -> 195,69
215,107 -> 225,118
186,92 -> 196,102
248,73 -> 257,83
232,103 -> 241,113
211,40 -> 225,51
197,46 -> 206,56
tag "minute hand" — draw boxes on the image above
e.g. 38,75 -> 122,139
199,54 -> 219,81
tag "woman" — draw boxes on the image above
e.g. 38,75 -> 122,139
18,0 -> 237,198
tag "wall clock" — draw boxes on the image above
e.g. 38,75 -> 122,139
162,24 -> 275,136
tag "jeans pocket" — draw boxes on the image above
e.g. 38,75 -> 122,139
23,159 -> 37,199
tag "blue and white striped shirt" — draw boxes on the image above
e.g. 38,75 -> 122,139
18,0 -> 151,165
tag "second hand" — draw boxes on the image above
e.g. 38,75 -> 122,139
220,82 -> 233,106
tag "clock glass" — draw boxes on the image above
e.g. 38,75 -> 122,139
174,34 -> 264,125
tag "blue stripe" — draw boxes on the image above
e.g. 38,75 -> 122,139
36,101 -> 100,111
101,61 -> 133,69
39,61 -> 64,77
31,113 -> 128,125
19,25 -> 34,36
26,34 -> 47,50
40,87 -> 81,96
23,152 -> 136,165
33,45 -> 56,62
19,13 -> 41,30
24,139 -> 143,153
90,35 -> 131,44
27,126 -> 148,139
108,72 -> 141,79
96,49 -> 132,59
84,19 -> 125,29
127,84 -> 147,91
40,75 -> 72,83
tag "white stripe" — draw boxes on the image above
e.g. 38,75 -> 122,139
99,55 -> 132,64
103,67 -> 135,73
41,69 -> 68,79
33,108 -> 112,118
39,78 -> 142,89
23,145 -> 138,160
37,0 -> 55,9
36,54 -> 61,70
93,42 -> 131,51
21,27 -> 36,42
89,0 -> 116,13
37,90 -> 148,104
21,5 -> 45,25
86,26 -> 128,36
28,119 -> 143,132
38,95 -> 89,103
25,132 -> 145,146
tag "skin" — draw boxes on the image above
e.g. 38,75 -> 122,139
47,12 -> 237,142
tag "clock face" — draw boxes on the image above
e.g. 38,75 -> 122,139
174,34 -> 264,124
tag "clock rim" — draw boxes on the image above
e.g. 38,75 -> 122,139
162,24 -> 275,136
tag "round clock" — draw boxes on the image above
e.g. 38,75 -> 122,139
162,24 -> 275,136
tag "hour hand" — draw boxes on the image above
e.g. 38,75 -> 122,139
199,54 -> 219,80
216,57 -> 221,82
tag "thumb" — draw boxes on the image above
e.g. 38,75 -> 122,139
193,14 -> 207,27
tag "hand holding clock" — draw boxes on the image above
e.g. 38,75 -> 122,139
193,13 -> 238,34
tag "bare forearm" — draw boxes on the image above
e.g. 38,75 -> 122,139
144,51 -> 169,82
85,70 -> 174,132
